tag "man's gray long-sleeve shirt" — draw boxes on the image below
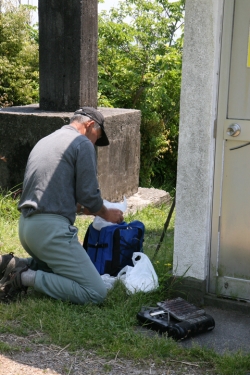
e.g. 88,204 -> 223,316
18,125 -> 103,224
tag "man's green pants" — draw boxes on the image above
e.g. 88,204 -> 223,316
19,213 -> 107,304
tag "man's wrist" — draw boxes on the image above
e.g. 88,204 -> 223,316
94,205 -> 108,219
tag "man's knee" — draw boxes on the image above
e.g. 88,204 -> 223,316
72,278 -> 108,305
82,284 -> 107,305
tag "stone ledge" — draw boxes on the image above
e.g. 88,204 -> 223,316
0,104 -> 140,117
125,187 -> 171,213
78,187 -> 171,220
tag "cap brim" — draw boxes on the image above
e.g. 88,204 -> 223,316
95,126 -> 109,147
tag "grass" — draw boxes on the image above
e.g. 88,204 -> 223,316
0,191 -> 250,375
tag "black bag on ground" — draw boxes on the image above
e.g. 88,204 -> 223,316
83,220 -> 145,276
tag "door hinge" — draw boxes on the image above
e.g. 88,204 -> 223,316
213,119 -> 217,139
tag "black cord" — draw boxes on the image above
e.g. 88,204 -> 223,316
152,196 -> 176,261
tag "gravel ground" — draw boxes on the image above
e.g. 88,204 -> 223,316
0,334 -> 215,375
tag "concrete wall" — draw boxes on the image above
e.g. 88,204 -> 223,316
0,105 -> 141,201
173,0 -> 224,282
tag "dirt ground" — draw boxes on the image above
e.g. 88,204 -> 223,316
0,333 -> 214,375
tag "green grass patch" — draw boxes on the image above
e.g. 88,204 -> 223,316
0,341 -> 19,353
0,192 -> 250,374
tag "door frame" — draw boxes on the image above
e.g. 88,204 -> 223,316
209,0 -> 235,294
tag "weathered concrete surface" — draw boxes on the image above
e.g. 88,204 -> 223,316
174,0 -> 223,281
95,108 -> 141,202
125,187 -> 171,214
39,0 -> 98,110
0,105 -> 141,201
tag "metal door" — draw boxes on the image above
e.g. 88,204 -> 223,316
210,0 -> 250,301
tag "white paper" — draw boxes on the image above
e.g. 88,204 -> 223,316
93,196 -> 127,230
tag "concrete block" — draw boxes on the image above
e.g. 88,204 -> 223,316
0,105 -> 141,201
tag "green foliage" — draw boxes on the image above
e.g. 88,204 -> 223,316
98,0 -> 184,191
0,1 -> 39,107
0,189 -> 25,257
215,351 -> 250,375
0,340 -> 21,353
0,189 -> 20,221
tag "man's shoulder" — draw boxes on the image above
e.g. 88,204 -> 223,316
52,125 -> 87,143
59,126 -> 94,150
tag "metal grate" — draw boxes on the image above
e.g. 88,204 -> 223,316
157,297 -> 205,321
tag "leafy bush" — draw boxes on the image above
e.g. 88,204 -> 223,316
98,0 -> 184,192
0,1 -> 39,107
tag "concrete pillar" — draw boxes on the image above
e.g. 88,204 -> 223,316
173,0 -> 224,289
39,0 -> 98,111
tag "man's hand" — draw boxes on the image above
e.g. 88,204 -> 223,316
94,205 -> 124,224
77,204 -> 124,224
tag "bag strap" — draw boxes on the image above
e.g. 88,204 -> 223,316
83,225 -> 108,250
107,227 -> 121,275
83,225 -> 90,250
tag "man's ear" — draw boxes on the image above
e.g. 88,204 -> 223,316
85,120 -> 95,129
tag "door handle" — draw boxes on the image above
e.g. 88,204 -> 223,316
227,123 -> 241,137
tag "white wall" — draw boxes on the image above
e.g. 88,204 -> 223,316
173,0 -> 224,281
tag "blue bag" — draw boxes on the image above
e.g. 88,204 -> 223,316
83,220 -> 145,276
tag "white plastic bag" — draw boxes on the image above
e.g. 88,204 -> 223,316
93,197 -> 127,230
117,252 -> 159,294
